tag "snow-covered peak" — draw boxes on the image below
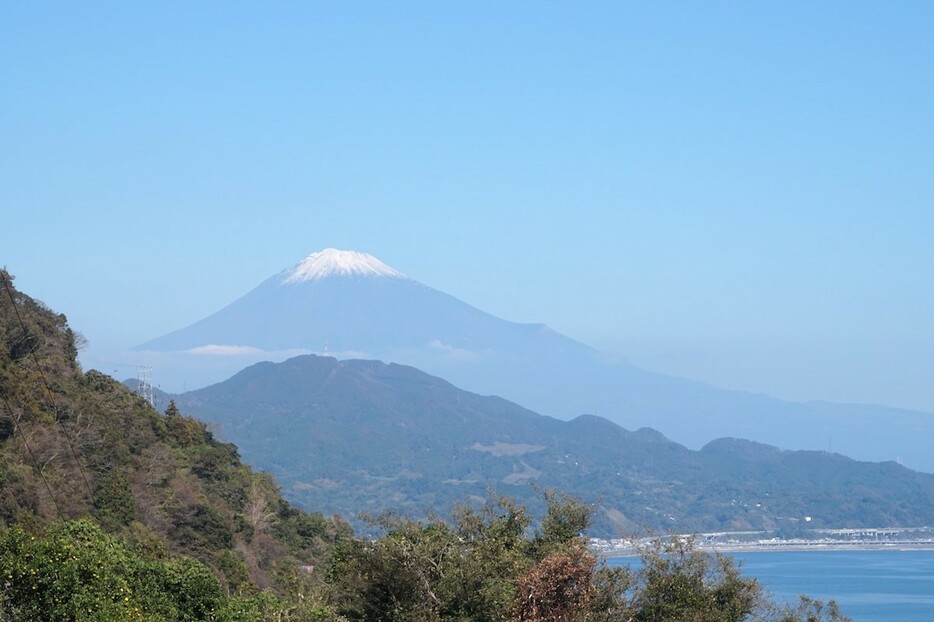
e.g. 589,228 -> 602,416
280,248 -> 406,283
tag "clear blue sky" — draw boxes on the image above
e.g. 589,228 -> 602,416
3,2 -> 932,412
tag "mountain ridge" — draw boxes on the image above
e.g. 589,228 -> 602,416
135,248 -> 934,473
175,353 -> 934,537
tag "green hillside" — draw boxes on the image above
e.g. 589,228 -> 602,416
0,269 -> 349,619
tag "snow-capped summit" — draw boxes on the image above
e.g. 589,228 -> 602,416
280,248 -> 406,284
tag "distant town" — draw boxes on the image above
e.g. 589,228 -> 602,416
592,526 -> 934,557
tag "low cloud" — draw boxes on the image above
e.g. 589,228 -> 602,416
186,344 -> 312,357
187,345 -> 263,356
428,340 -> 480,361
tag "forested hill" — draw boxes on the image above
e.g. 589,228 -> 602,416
178,354 -> 934,537
0,270 -> 349,609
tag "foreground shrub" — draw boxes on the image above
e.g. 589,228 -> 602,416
0,520 -> 222,621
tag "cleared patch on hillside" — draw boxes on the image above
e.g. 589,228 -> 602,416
471,441 -> 546,456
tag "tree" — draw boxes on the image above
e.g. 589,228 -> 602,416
776,596 -> 851,622
631,537 -> 761,622
93,467 -> 136,528
0,519 -> 224,621
624,537 -> 852,622
516,544 -> 596,622
531,490 -> 592,557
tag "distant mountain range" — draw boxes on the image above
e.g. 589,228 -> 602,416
173,354 -> 934,537
136,248 -> 934,472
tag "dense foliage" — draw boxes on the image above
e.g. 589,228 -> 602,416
0,494 -> 852,622
0,520 -> 221,621
324,494 -> 850,622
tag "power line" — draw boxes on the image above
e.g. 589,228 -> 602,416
1,273 -> 96,503
0,393 -> 66,521
81,357 -> 146,370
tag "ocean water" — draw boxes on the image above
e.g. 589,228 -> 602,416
607,549 -> 934,621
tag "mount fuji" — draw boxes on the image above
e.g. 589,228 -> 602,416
135,248 -> 934,472
138,248 -> 591,359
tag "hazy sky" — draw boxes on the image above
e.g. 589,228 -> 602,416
3,3 -> 932,412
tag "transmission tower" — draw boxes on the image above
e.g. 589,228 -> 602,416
136,365 -> 154,406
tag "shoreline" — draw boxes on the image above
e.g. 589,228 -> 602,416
598,541 -> 934,558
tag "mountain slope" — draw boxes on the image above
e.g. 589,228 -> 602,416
136,248 -> 592,360
135,248 -> 934,473
0,269 -> 349,593
176,354 -> 934,537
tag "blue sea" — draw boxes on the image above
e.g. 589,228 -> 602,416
607,550 -> 934,621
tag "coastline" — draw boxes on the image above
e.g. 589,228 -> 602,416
599,542 -> 934,558
700,541 -> 934,554
592,532 -> 934,558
